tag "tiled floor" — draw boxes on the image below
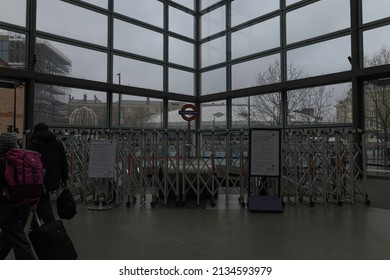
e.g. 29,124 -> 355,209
58,194 -> 390,260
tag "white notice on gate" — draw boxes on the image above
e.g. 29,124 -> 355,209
250,130 -> 280,176
88,139 -> 117,178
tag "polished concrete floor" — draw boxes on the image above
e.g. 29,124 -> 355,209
5,178 -> 390,260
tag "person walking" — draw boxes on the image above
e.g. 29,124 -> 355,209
0,132 -> 35,259
28,123 -> 68,227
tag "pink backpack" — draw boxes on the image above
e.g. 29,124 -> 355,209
3,148 -> 44,207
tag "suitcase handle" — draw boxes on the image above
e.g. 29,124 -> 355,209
32,209 -> 42,227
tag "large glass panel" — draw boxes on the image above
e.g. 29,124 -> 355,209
201,0 -> 220,10
201,6 -> 225,39
231,0 -> 279,27
288,82 -> 352,126
0,0 -> 26,27
232,53 -> 280,90
286,0 -> 350,44
114,0 -> 163,27
169,7 -> 194,39
37,0 -> 107,46
0,30 -> 26,70
287,36 -> 351,80
363,25 -> 390,68
233,93 -> 282,128
172,0 -> 194,10
114,19 -> 163,60
200,101 -> 226,129
168,100 -> 195,129
113,55 -> 163,91
0,80 -> 25,136
231,17 -> 280,60
36,38 -> 107,82
201,36 -> 226,68
201,67 -> 226,95
362,0 -> 390,24
364,77 -> 390,174
34,84 -> 107,127
169,68 -> 194,95
169,37 -> 194,68
112,94 -> 163,128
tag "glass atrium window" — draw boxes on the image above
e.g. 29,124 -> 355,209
363,25 -> 390,68
200,101 -> 227,130
169,6 -> 195,39
0,30 -> 26,69
36,38 -> 107,82
77,0 -> 108,9
231,16 -> 280,60
232,53 -> 280,90
113,55 -> 163,91
362,0 -> 390,24
114,19 -> 163,61
201,36 -> 226,68
286,0 -> 350,44
201,67 -> 226,95
0,0 -> 26,27
169,37 -> 194,68
288,82 -> 352,126
231,0 -> 279,27
169,68 -> 195,96
201,6 -> 226,39
168,101 -> 193,129
114,0 -> 163,28
34,84 -> 107,127
112,94 -> 163,128
172,0 -> 194,10
287,36 -> 351,80
201,0 -> 220,10
37,0 -> 107,46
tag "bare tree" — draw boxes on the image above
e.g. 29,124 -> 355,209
364,46 -> 390,144
236,60 -> 334,126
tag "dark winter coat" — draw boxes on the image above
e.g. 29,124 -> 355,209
28,130 -> 68,192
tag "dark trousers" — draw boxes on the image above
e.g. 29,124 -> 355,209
0,202 -> 36,260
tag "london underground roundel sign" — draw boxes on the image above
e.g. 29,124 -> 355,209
179,104 -> 199,122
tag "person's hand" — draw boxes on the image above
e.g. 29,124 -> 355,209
61,180 -> 68,189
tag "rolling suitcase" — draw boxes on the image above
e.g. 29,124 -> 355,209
28,210 -> 78,260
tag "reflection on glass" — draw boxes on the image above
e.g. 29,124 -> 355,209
37,0 -> 107,46
114,19 -> 163,60
231,17 -> 280,60
232,53 -> 280,90
113,55 -> 163,91
364,78 -> 390,172
0,0 -> 26,27
114,0 -> 163,27
363,25 -> 390,68
201,67 -> 226,95
34,84 -> 107,127
169,68 -> 194,95
169,7 -> 194,39
362,0 -> 390,24
112,94 -> 163,128
169,37 -> 194,68
36,38 -> 107,82
201,6 -> 225,39
200,101 -> 227,129
286,0 -> 350,44
0,30 -> 26,69
201,36 -> 226,68
288,83 -> 352,125
231,0 -> 279,27
287,36 -> 351,80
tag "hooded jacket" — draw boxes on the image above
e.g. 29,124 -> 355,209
28,130 -> 68,192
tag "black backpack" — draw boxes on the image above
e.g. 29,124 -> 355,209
56,188 -> 77,220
